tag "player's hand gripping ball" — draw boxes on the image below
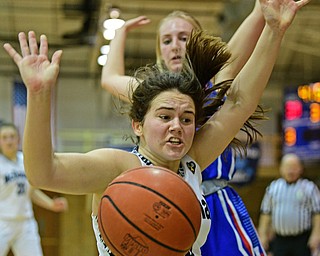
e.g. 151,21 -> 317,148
98,166 -> 202,256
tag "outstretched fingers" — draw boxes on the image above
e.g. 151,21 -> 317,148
18,32 -> 30,57
296,0 -> 311,9
51,50 -> 63,66
28,31 -> 39,55
38,34 -> 62,65
3,43 -> 22,66
39,34 -> 48,56
124,16 -> 151,31
259,0 -> 311,32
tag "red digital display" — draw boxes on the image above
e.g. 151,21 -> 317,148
284,100 -> 303,120
282,82 -> 320,164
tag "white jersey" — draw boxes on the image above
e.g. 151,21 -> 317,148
92,151 -> 211,256
0,152 -> 34,220
179,154 -> 211,256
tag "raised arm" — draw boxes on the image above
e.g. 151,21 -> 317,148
3,32 -> 62,189
101,16 -> 150,102
3,32 -> 132,195
191,0 -> 310,169
215,0 -> 265,83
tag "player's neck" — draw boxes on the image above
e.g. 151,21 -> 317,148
2,152 -> 17,162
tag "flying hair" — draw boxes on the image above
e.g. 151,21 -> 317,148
185,30 -> 267,153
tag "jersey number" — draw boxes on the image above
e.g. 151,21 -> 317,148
17,182 -> 26,195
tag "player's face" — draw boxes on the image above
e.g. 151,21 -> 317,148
134,90 -> 196,164
0,127 -> 19,158
159,18 -> 194,72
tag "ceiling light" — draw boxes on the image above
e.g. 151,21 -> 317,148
103,18 -> 125,30
97,55 -> 108,66
103,29 -> 115,40
109,7 -> 121,19
100,45 -> 110,55
103,7 -> 125,30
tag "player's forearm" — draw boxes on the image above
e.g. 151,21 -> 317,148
227,24 -> 283,116
24,90 -> 55,189
217,0 -> 265,82
101,27 -> 134,102
31,188 -> 55,210
101,27 -> 127,89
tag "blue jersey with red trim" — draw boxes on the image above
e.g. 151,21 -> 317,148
202,147 -> 236,181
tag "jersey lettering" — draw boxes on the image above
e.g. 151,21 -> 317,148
200,199 -> 210,219
5,171 -> 26,183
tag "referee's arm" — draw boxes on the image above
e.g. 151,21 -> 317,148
258,213 -> 273,252
308,213 -> 320,254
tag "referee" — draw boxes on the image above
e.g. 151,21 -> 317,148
258,153 -> 320,256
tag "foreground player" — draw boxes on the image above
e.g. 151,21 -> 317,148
3,0 -> 310,255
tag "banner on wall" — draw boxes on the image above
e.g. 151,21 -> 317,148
230,141 -> 261,186
12,80 -> 27,149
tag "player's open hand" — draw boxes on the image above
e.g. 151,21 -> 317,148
3,31 -> 62,93
260,0 -> 311,35
52,197 -> 69,213
122,16 -> 151,32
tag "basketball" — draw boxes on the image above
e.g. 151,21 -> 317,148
98,166 -> 202,256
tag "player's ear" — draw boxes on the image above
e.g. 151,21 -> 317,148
132,120 -> 143,136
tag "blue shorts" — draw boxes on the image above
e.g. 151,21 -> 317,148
200,186 -> 266,256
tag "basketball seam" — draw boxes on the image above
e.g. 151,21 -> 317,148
100,185 -> 194,253
98,205 -> 126,256
101,195 -> 188,253
110,181 -> 198,237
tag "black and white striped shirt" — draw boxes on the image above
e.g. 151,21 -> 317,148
260,178 -> 320,236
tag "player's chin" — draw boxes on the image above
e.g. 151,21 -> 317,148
169,63 -> 183,73
165,144 -> 187,159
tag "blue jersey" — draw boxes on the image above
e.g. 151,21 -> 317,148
202,147 -> 236,181
200,148 -> 266,256
201,82 -> 236,182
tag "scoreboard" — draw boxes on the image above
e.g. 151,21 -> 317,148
282,82 -> 320,164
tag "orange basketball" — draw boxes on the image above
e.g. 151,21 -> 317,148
98,166 -> 201,256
